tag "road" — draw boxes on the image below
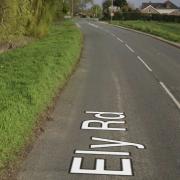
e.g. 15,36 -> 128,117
17,19 -> 180,180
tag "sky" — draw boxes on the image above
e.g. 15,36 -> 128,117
94,0 -> 180,8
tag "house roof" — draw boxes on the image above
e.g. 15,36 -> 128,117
141,0 -> 179,9
141,5 -> 160,13
141,5 -> 179,14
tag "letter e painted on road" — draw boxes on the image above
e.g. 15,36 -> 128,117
70,157 -> 133,176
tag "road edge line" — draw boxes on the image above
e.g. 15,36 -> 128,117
160,82 -> 180,110
104,22 -> 180,49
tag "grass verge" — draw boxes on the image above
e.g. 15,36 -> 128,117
111,20 -> 180,43
0,20 -> 82,170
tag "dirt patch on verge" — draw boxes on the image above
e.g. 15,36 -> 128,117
0,37 -> 35,54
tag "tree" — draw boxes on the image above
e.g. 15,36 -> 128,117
102,0 -> 111,18
91,4 -> 102,18
0,0 -> 65,43
64,0 -> 93,15
62,2 -> 69,14
113,0 -> 127,8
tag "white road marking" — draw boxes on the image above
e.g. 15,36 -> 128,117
88,22 -> 99,28
90,137 -> 145,149
125,44 -> 135,53
111,33 -> 116,37
99,21 -> 108,24
81,119 -> 126,131
70,111 -> 146,176
137,56 -> 152,72
70,157 -> 133,176
116,37 -> 124,43
85,111 -> 125,119
75,23 -> 81,28
75,150 -> 130,156
160,82 -> 180,110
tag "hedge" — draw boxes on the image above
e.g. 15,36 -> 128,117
102,12 -> 180,23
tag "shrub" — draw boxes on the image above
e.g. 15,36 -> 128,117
0,0 -> 63,43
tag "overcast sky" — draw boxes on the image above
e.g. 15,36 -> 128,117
95,0 -> 180,8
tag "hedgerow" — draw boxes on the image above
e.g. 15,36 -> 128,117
0,0 -> 63,43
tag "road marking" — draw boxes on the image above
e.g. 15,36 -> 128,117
116,37 -> 124,43
88,22 -> 99,28
70,111 -> 145,176
70,157 -> 133,176
81,119 -> 126,131
125,44 -> 135,53
99,21 -> 108,24
160,82 -> 180,110
75,23 -> 81,28
90,137 -> 145,149
111,33 -> 116,37
85,111 -> 125,119
137,56 -> 152,72
75,150 -> 130,156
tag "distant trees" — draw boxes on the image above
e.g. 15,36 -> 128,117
66,0 -> 93,15
113,0 -> 127,8
102,0 -> 132,19
91,4 -> 102,18
102,0 -> 111,18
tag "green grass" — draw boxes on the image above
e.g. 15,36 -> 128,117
111,20 -> 180,42
0,20 -> 82,169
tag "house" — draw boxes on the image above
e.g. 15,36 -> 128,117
141,0 -> 180,16
109,6 -> 121,13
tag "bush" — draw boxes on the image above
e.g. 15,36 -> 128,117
0,0 -> 63,43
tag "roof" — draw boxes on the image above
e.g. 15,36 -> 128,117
141,5 -> 160,13
141,5 -> 179,14
141,0 -> 179,9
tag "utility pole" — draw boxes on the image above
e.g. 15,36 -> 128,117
96,6 -> 97,18
110,0 -> 113,23
71,0 -> 73,17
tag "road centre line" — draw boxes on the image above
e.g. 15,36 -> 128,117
125,44 -> 135,53
116,37 -> 124,43
137,56 -> 152,72
160,82 -> 180,110
75,150 -> 130,156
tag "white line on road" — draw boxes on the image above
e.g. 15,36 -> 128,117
116,37 -> 124,43
137,56 -> 152,72
160,82 -> 180,110
75,23 -> 81,28
88,22 -> 99,28
75,150 -> 130,156
125,44 -> 135,53
111,33 -> 116,37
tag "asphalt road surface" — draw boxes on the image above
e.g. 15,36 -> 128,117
17,19 -> 180,180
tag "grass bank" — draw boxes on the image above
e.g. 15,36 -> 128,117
111,20 -> 180,43
0,20 -> 82,170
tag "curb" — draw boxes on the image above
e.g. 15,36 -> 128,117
101,21 -> 180,49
